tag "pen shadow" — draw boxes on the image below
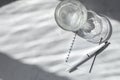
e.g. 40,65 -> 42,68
0,52 -> 69,80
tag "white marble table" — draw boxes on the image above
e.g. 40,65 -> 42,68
0,0 -> 120,80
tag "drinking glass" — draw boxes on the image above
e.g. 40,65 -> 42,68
55,0 -> 112,43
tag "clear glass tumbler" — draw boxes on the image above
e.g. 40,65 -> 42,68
55,0 -> 112,43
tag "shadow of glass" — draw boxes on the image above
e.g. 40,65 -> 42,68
0,52 -> 69,80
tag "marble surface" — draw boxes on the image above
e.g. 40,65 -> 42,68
0,0 -> 120,80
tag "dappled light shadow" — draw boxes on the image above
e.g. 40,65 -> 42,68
0,52 -> 69,80
0,0 -> 16,7
80,0 -> 120,21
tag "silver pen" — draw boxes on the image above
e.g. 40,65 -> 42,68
67,42 -> 110,73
